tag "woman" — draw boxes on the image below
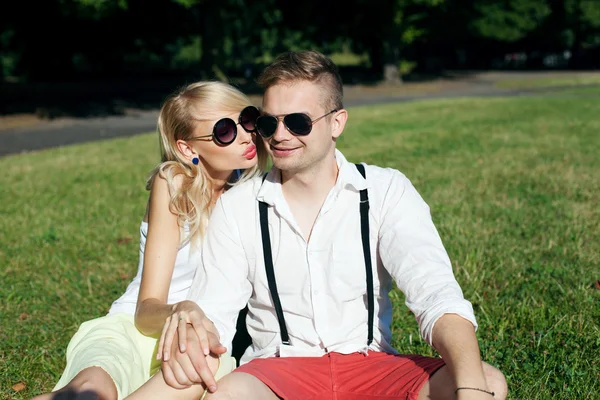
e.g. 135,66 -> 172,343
33,81 -> 266,400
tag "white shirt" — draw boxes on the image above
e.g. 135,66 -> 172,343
109,221 -> 200,315
188,150 -> 477,364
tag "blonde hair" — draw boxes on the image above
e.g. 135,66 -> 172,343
257,50 -> 344,110
147,81 -> 267,246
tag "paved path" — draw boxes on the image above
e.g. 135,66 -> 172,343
1,72 -> 598,157
1,110 -> 161,157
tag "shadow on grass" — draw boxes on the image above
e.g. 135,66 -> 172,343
52,389 -> 99,400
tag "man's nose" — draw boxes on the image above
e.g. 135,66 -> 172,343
271,117 -> 292,141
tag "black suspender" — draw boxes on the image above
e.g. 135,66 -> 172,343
259,200 -> 291,345
258,164 -> 374,347
355,163 -> 375,346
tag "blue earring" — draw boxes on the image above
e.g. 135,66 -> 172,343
192,157 -> 199,165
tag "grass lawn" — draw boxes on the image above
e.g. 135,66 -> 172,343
495,73 -> 600,90
549,86 -> 600,96
1,95 -> 599,399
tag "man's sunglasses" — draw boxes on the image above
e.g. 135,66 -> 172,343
190,105 -> 260,146
256,109 -> 337,138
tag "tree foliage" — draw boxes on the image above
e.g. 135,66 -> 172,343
1,0 -> 599,82
470,0 -> 551,42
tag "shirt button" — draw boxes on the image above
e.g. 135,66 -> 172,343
314,290 -> 320,295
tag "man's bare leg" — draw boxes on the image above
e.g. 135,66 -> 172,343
204,372 -> 280,400
31,367 -> 117,400
418,361 -> 508,400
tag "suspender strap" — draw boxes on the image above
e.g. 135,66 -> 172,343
259,173 -> 290,344
259,200 -> 291,345
258,167 -> 373,347
355,163 -> 374,346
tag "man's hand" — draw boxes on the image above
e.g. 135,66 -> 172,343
157,301 -> 227,392
157,300 -> 227,359
160,324 -> 224,392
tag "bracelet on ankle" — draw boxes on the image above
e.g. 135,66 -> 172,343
455,387 -> 495,397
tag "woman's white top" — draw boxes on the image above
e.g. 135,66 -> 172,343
108,221 -> 200,315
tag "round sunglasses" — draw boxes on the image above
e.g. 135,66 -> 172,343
189,105 -> 260,145
256,109 -> 337,138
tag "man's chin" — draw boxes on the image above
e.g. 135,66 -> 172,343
271,156 -> 297,170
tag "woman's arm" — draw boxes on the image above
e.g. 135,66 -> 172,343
134,175 -> 186,337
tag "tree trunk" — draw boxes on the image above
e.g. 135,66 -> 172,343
383,42 -> 402,84
368,38 -> 385,81
368,39 -> 402,83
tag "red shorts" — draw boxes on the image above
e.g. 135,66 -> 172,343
235,351 -> 445,400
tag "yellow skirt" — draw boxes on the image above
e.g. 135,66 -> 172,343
53,312 -> 236,399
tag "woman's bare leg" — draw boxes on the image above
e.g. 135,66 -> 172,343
125,354 -> 220,400
124,370 -> 206,400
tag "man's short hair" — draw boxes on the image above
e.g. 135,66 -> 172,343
257,50 -> 344,111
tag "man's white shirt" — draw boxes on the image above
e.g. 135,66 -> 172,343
187,149 -> 477,364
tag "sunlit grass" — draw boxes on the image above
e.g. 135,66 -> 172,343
2,95 -> 599,399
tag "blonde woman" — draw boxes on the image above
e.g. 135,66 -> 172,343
33,81 -> 267,400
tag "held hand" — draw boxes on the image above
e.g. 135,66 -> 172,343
157,300 -> 226,361
161,324 -> 222,392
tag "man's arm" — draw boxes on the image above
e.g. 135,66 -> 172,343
161,195 -> 253,391
432,314 -> 490,395
379,170 -> 478,345
187,195 -> 254,350
379,170 -> 495,396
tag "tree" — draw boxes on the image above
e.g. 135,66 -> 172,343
562,0 -> 600,67
338,0 -> 445,81
422,0 -> 553,70
469,0 -> 551,42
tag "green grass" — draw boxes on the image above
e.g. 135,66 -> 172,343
2,96 -> 599,399
549,86 -> 600,96
495,73 -> 600,90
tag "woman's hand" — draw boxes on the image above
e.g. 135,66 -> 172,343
157,300 -> 226,361
161,324 -> 223,391
156,301 -> 228,391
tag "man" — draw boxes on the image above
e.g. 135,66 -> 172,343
163,50 -> 508,400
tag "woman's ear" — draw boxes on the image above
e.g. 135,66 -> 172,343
176,139 -> 197,161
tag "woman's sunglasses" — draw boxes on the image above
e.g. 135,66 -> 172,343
190,105 -> 260,146
256,109 -> 337,138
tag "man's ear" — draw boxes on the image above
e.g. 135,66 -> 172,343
176,139 -> 197,162
331,109 -> 348,140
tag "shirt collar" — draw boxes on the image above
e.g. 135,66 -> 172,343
334,149 -> 369,192
256,149 -> 368,207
